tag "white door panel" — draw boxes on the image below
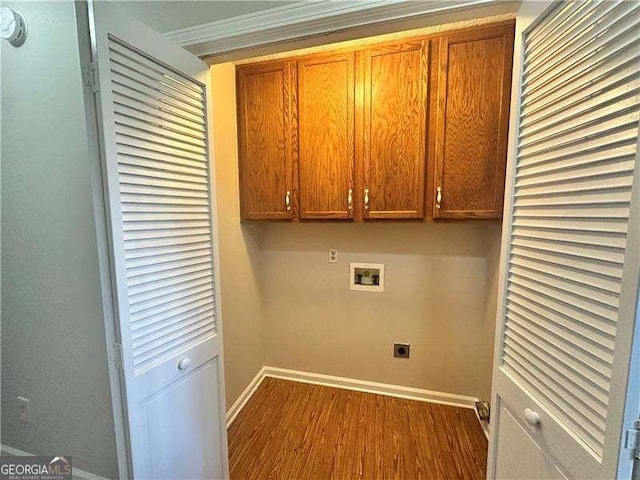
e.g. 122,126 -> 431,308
89,2 -> 228,478
494,402 -> 567,480
489,1 -> 640,479
145,359 -> 223,479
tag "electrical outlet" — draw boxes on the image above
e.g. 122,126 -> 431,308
18,396 -> 31,423
394,343 -> 410,358
328,248 -> 338,263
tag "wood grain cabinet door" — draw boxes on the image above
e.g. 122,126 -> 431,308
298,53 -> 355,220
237,62 -> 296,220
432,24 -> 514,219
361,41 -> 428,220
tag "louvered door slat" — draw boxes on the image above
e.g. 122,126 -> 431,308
132,308 -> 214,342
509,263 -> 619,307
118,137 -> 206,163
510,244 -> 623,280
111,79 -> 204,123
513,203 -> 631,219
517,146 -> 636,177
520,85 -> 639,141
109,60 -> 203,108
523,31 -> 639,108
503,333 -> 608,420
125,247 -> 212,269
505,317 -> 611,392
113,91 -> 205,130
114,101 -> 205,136
130,301 -> 213,333
523,49 -> 639,123
116,125 -> 207,157
110,64 -> 205,112
124,237 -> 211,251
522,63 -> 639,128
523,3 -> 639,88
518,110 -> 639,154
119,159 -> 208,180
506,302 -> 614,371
509,255 -> 622,295
108,41 -> 204,99
524,1 -> 610,68
117,144 -> 207,169
524,2 -> 637,84
129,292 -> 213,330
116,116 -> 207,149
129,277 -> 212,309
106,36 -> 217,374
512,172 -> 633,197
499,1 -> 640,462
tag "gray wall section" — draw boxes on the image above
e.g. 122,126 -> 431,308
0,2 -> 118,477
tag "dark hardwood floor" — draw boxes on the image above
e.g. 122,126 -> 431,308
228,377 -> 488,479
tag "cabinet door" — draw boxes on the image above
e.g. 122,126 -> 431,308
237,62 -> 296,220
361,41 -> 428,220
298,53 -> 355,220
432,24 -> 514,219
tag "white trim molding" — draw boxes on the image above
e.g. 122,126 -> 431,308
225,366 -> 480,428
264,367 -> 478,409
225,366 -> 479,427
225,366 -> 267,428
0,445 -> 109,480
165,0 -> 499,57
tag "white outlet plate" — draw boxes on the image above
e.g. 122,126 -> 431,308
328,248 -> 338,263
18,396 -> 31,423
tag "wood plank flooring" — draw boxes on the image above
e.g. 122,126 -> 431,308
228,377 -> 488,480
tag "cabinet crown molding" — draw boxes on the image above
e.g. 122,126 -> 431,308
164,0 -> 499,57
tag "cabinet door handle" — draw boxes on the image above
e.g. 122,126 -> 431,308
347,188 -> 353,211
364,188 -> 370,210
285,190 -> 292,211
436,187 -> 442,210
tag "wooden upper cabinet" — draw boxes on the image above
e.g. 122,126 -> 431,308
432,23 -> 514,219
234,22 -> 514,223
237,62 -> 296,220
360,41 -> 428,220
298,53 -> 355,220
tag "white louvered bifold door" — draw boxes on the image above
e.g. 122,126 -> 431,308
110,38 -> 217,373
90,4 -> 228,479
488,2 -> 640,479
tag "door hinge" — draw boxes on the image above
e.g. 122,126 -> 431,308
624,428 -> 640,459
109,342 -> 124,370
83,61 -> 99,93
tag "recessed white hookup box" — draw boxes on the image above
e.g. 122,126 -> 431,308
350,262 -> 384,292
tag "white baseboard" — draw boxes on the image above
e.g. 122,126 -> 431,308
225,366 -> 479,431
0,444 -> 108,480
225,366 -> 267,428
263,366 -> 479,409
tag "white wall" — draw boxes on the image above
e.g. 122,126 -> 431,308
261,223 -> 501,400
0,2 -> 118,477
209,64 -> 266,407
